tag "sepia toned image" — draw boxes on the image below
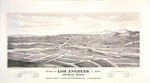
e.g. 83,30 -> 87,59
7,13 -> 140,67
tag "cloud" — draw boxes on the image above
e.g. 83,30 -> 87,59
7,13 -> 140,35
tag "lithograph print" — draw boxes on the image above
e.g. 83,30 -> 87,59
7,13 -> 140,67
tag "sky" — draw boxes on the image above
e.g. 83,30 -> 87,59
7,13 -> 140,36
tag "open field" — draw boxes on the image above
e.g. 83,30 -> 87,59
8,45 -> 139,67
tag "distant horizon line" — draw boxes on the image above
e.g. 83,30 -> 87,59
8,29 -> 139,36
